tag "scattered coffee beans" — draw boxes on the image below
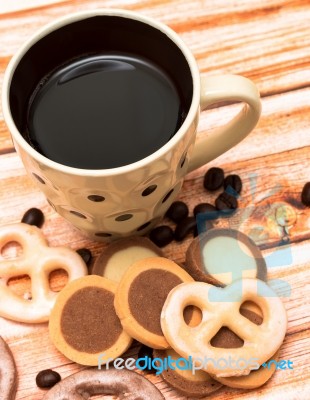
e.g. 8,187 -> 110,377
224,174 -> 242,194
150,167 -> 243,244
174,216 -> 198,241
301,182 -> 310,207
36,369 -> 61,389
215,192 -> 238,212
138,345 -> 156,373
21,208 -> 44,228
203,167 -> 224,191
193,203 -> 217,219
149,225 -> 174,247
165,201 -> 189,223
76,248 -> 92,267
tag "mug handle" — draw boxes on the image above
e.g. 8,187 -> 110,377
188,74 -> 261,172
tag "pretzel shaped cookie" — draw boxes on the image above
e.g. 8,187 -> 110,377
0,223 -> 88,323
43,369 -> 164,400
161,279 -> 287,378
0,336 -> 17,400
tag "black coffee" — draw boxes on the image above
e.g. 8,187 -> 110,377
26,53 -> 185,169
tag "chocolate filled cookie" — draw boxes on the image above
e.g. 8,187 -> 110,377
114,257 -> 197,349
185,228 -> 267,286
92,237 -> 163,282
49,275 -> 132,366
153,347 -> 222,397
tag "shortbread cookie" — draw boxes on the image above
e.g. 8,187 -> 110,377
153,348 -> 222,397
161,279 -> 287,377
49,275 -> 132,366
0,336 -> 17,400
43,368 -> 164,400
185,229 -> 267,286
114,257 -> 197,349
92,237 -> 163,282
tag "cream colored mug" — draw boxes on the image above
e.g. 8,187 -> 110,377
2,9 -> 261,240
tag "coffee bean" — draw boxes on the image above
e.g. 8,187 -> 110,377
149,225 -> 174,247
224,174 -> 242,194
174,216 -> 198,241
203,167 -> 224,191
36,369 -> 61,389
138,345 -> 156,374
21,208 -> 44,228
76,248 -> 92,267
193,203 -> 218,219
215,192 -> 238,213
165,201 -> 189,223
301,182 -> 310,207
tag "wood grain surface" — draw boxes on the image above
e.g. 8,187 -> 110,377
0,0 -> 310,399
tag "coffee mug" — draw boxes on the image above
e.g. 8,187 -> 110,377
2,9 -> 261,240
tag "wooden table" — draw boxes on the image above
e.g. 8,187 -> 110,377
0,1 -> 309,399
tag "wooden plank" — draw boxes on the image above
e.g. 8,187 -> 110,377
0,0 -> 67,14
0,120 -> 14,154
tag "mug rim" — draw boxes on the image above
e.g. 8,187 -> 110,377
2,8 -> 201,177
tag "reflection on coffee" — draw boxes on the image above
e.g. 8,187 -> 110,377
26,53 -> 185,169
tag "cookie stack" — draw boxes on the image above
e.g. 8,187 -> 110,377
47,232 -> 287,398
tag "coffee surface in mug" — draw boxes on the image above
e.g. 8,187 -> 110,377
26,53 -> 185,169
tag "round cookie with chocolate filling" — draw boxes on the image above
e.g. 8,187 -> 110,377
43,368 -> 164,400
92,237 -> 163,282
0,336 -> 17,400
185,228 -> 267,287
49,275 -> 132,366
114,257 -> 197,349
153,348 -> 222,397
